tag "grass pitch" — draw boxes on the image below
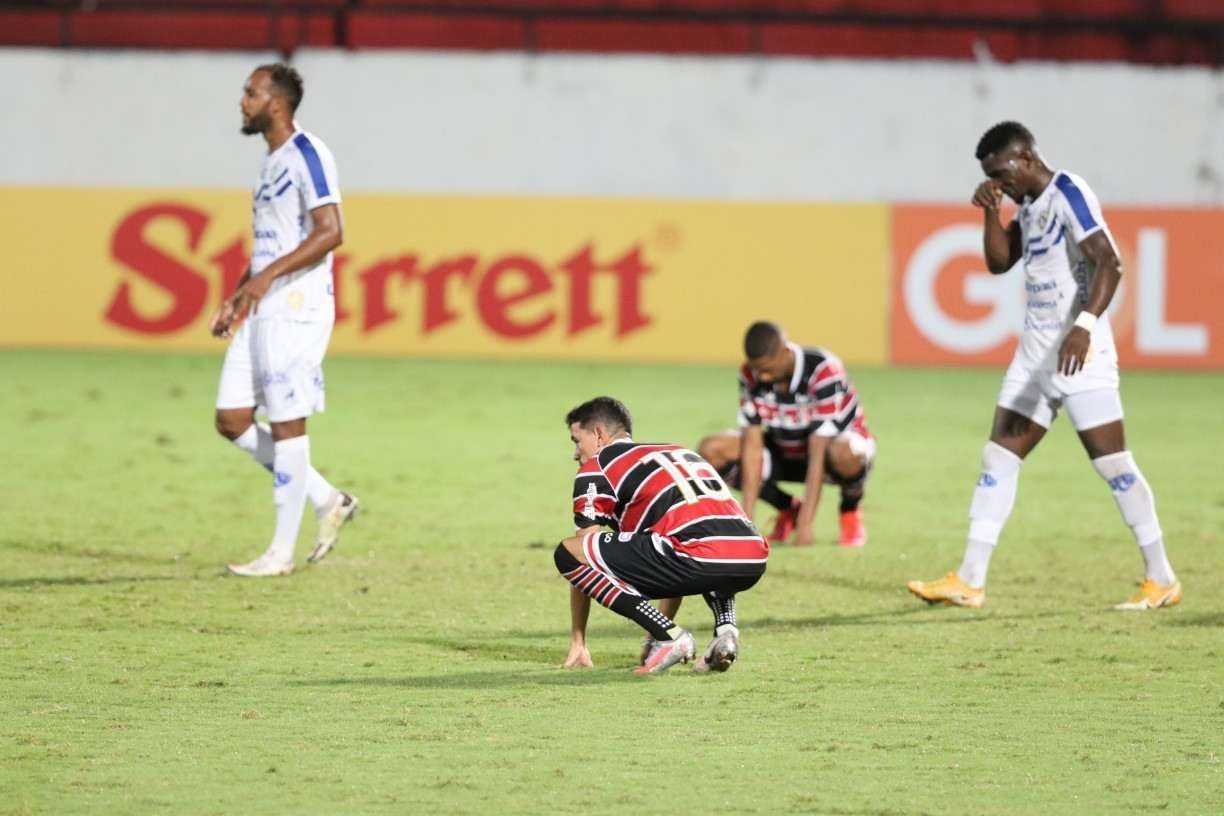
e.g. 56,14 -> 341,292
1,349 -> 1221,815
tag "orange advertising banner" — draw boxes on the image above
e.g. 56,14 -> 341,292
0,188 -> 889,365
891,205 -> 1224,369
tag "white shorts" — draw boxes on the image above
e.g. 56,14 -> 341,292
216,317 -> 332,422
996,358 -> 1123,431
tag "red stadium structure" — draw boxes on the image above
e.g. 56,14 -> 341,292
3,1 -> 1223,64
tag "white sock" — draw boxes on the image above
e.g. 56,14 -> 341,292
1092,451 -> 1175,585
269,436 -> 311,563
958,441 -> 1022,589
232,424 -> 337,511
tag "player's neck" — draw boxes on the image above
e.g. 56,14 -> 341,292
1026,163 -> 1056,199
263,120 -> 297,153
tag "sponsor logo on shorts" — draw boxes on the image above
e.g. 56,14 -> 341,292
977,473 -> 997,487
1108,473 -> 1137,492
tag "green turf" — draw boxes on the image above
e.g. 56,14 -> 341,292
1,349 -> 1221,815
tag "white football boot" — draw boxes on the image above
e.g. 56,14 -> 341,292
694,626 -> 739,673
226,552 -> 294,577
307,492 -> 360,564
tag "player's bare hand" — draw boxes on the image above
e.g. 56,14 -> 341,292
793,526 -> 814,547
972,181 -> 1003,211
209,300 -> 236,338
1058,326 -> 1091,376
560,644 -> 594,669
231,273 -> 273,319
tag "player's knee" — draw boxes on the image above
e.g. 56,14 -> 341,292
554,542 -> 581,574
214,411 -> 249,441
698,434 -> 732,468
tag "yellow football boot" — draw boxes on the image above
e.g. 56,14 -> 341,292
906,572 -> 985,608
1114,578 -> 1182,611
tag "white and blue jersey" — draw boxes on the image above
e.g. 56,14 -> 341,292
250,128 -> 340,322
1013,170 -> 1119,372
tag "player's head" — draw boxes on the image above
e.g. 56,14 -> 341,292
975,121 -> 1043,202
566,397 -> 633,464
744,321 -> 793,384
241,63 -> 304,136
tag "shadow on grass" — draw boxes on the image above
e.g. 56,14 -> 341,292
1161,611 -> 1224,627
0,574 -> 180,590
290,667 -> 644,690
0,537 -> 187,567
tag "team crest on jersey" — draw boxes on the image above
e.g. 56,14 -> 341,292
581,482 -> 598,520
1037,212 -> 1049,230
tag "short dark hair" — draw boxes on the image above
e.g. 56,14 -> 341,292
975,121 -> 1034,161
565,397 -> 632,436
744,321 -> 783,359
256,62 -> 304,113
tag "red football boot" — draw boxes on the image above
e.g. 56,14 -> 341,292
838,508 -> 867,548
768,499 -> 801,543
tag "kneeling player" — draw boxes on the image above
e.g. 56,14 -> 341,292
557,397 -> 769,674
699,321 -> 876,548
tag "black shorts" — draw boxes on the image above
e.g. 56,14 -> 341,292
725,439 -> 867,486
581,531 -> 765,600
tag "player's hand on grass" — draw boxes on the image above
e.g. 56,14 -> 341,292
793,526 -> 814,547
561,643 -> 593,669
1058,326 -> 1091,376
972,181 -> 1003,211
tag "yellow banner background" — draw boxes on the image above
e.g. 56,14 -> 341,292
0,188 -> 888,364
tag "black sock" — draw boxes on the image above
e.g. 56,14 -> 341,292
555,544 -> 678,641
839,476 -> 865,513
610,596 -> 678,641
703,591 -> 737,635
759,481 -> 794,511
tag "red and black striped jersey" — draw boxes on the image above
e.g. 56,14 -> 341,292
572,440 -> 768,564
738,343 -> 870,461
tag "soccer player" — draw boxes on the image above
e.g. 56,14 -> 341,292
557,397 -> 768,674
907,121 -> 1180,610
210,63 -> 358,577
697,321 -> 876,548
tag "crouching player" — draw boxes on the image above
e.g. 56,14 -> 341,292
557,397 -> 769,674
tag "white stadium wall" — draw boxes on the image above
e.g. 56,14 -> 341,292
4,48 -> 1224,202
2,48 -> 1222,367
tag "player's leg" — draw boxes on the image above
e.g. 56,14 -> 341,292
693,569 -> 765,673
638,596 -> 682,666
228,320 -> 351,575
700,430 -> 796,513
962,406 -> 1048,580
1069,392 -> 1180,610
215,322 -> 344,519
908,389 -> 1050,606
554,532 -> 695,673
825,432 -> 875,547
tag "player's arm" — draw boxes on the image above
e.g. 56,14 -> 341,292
972,181 -> 1021,273
793,432 -> 831,547
228,203 -> 343,319
1058,231 -> 1122,376
561,524 -> 600,669
738,424 -> 766,520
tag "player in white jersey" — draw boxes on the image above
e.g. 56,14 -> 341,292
210,63 -> 359,577
907,121 -> 1180,611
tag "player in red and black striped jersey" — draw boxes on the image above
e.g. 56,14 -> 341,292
556,397 -> 768,675
699,321 -> 877,548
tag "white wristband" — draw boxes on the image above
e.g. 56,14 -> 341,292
1074,311 -> 1097,332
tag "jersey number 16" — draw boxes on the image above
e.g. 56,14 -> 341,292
645,450 -> 733,504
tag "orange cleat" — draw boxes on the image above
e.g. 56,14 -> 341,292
768,499 -> 801,543
838,508 -> 867,548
